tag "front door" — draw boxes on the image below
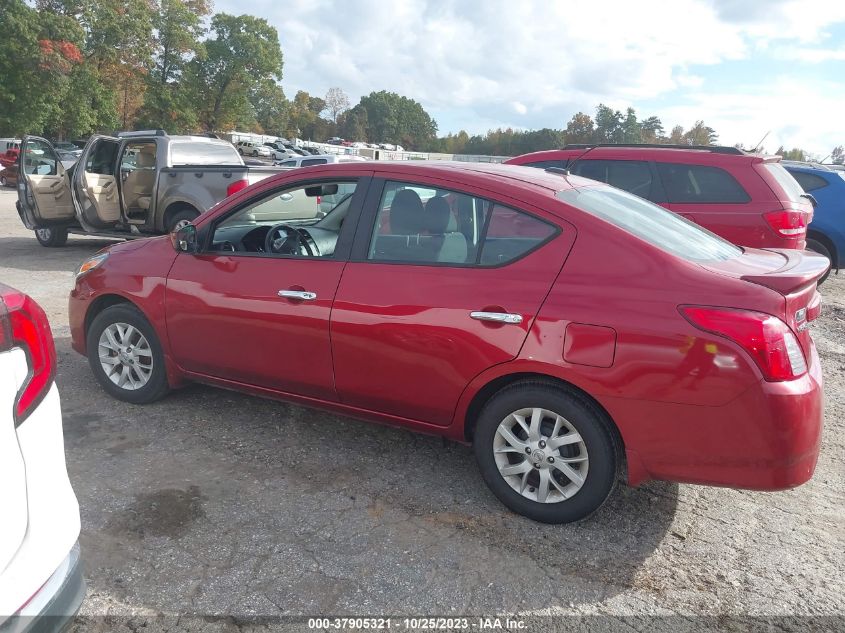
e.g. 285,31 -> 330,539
331,178 -> 574,426
17,136 -> 74,229
165,177 -> 368,400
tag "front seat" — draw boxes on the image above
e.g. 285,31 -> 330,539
371,188 -> 425,260
423,196 -> 467,264
124,147 -> 157,213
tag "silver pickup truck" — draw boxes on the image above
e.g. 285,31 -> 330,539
16,130 -> 280,247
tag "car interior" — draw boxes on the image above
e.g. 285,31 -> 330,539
21,139 -> 75,221
79,139 -> 122,225
121,142 -> 157,221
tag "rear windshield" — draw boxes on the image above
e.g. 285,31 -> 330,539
763,163 -> 805,203
170,142 -> 242,165
556,186 -> 741,263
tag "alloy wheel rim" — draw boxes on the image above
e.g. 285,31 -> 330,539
173,219 -> 192,231
36,228 -> 52,240
98,322 -> 153,390
493,407 -> 589,504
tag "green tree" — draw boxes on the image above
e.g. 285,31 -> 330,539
640,116 -> 664,143
356,91 -> 437,149
188,13 -> 283,131
287,90 -> 327,139
250,80 -> 289,136
135,0 -> 210,131
830,145 -> 843,165
339,104 -> 369,142
777,147 -> 807,161
621,107 -> 642,144
594,104 -> 624,143
564,112 -> 595,144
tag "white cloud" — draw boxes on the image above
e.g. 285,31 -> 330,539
217,0 -> 845,151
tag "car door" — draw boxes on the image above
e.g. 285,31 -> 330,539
73,135 -> 122,228
16,136 -> 75,229
330,177 -> 575,426
165,175 -> 370,400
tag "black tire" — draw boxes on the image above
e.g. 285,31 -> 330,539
86,304 -> 170,404
34,226 -> 68,247
473,381 -> 619,524
0,175 -> 8,187
165,207 -> 199,233
806,238 -> 833,285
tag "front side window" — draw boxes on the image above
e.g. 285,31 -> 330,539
557,186 -> 741,263
657,163 -> 750,204
210,180 -> 359,259
368,180 -> 558,266
22,138 -> 58,175
573,160 -> 654,199
85,140 -> 120,175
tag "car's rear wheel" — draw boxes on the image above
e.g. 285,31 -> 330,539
806,238 -> 833,284
86,304 -> 169,404
34,226 -> 68,247
166,208 -> 200,233
473,382 -> 618,523
0,175 -> 8,187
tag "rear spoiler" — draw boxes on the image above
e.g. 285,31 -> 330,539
741,249 -> 830,294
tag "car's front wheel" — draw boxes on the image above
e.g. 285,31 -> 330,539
34,226 -> 68,247
473,382 -> 619,523
86,304 -> 170,404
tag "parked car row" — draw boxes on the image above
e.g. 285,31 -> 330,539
64,160 -> 827,525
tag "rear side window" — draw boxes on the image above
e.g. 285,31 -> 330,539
557,186 -> 741,263
171,142 -> 241,165
787,170 -> 829,192
657,163 -> 750,204
762,163 -> 806,203
368,180 -> 558,266
573,160 -> 654,199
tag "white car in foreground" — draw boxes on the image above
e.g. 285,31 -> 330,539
0,284 -> 84,630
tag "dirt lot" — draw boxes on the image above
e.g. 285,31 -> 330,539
0,188 -> 843,631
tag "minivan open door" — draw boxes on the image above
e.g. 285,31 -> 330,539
16,136 -> 75,229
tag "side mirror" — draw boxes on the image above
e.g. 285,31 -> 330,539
170,224 -> 197,253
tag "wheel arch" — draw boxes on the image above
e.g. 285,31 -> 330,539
162,201 -> 200,232
83,293 -> 137,339
460,371 -> 629,481
807,229 -> 839,270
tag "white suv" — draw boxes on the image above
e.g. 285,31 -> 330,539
235,141 -> 272,158
0,284 -> 84,629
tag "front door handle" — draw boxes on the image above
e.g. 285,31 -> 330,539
278,289 -> 317,301
470,311 -> 523,324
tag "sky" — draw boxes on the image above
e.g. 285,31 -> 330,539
215,0 -> 845,156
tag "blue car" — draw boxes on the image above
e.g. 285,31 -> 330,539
783,161 -> 845,281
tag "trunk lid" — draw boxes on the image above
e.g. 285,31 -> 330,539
701,248 -> 828,355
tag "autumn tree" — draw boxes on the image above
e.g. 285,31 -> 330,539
684,120 -> 718,145
564,113 -> 595,144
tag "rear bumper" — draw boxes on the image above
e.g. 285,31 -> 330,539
0,543 -> 85,633
610,341 -> 824,491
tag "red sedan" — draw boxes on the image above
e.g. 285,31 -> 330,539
68,162 -> 827,523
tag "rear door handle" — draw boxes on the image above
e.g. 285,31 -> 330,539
470,311 -> 523,324
278,290 -> 317,301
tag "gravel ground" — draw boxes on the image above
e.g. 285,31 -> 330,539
0,188 -> 843,632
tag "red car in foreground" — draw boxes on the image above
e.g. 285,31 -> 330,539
68,162 -> 827,523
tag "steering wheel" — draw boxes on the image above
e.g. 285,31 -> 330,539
264,223 -> 316,256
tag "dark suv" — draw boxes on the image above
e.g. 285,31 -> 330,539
506,144 -> 814,250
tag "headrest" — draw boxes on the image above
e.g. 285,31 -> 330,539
136,149 -> 156,167
390,189 -> 424,234
424,196 -> 454,233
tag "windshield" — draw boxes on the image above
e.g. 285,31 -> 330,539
556,186 -> 742,263
763,163 -> 806,203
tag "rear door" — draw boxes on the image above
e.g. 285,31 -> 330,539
16,136 -> 75,229
330,177 -> 574,426
73,135 -> 122,227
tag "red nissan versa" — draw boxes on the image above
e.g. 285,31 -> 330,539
505,144 -> 815,251
68,162 -> 827,523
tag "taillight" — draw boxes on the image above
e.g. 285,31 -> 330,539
0,289 -> 56,423
763,210 -> 806,238
226,179 -> 249,197
680,306 -> 806,381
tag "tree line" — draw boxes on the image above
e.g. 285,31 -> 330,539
1,0 -> 841,162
